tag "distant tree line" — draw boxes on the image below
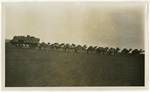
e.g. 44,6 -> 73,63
10,35 -> 40,48
7,35 -> 144,56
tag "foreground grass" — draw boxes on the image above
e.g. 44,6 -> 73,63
5,48 -> 144,86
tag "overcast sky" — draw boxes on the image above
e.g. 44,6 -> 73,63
3,2 -> 145,49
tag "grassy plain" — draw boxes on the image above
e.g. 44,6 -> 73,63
5,47 -> 144,86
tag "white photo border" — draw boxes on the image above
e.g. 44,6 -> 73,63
0,0 -> 149,91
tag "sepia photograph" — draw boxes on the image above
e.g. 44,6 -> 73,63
3,2 -> 146,87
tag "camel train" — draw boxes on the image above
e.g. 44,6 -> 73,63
8,35 -> 144,56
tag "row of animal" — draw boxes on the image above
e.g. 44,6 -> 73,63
10,41 -> 144,56
8,35 -> 144,56
39,42 -> 144,55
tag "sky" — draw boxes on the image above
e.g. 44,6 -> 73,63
3,2 -> 145,49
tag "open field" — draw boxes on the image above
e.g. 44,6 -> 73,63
5,47 -> 144,86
